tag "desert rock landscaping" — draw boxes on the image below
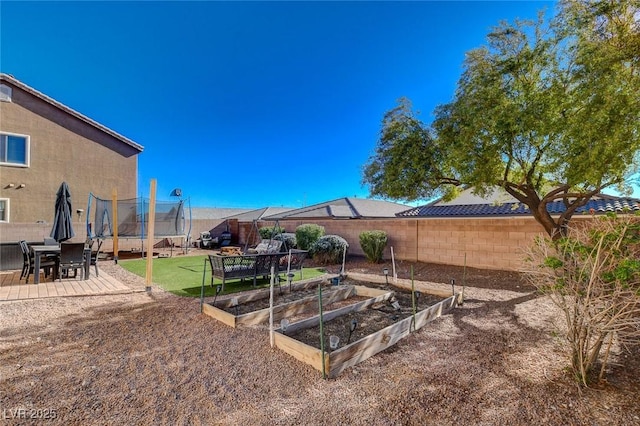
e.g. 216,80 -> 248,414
1,257 -> 639,425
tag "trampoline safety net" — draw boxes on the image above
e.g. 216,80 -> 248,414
87,193 -> 187,239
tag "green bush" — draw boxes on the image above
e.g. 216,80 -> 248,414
310,235 -> 348,265
295,224 -> 325,250
273,232 -> 297,250
259,225 -> 284,239
359,230 -> 388,263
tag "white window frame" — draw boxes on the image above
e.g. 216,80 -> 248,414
0,131 -> 30,167
0,198 -> 9,223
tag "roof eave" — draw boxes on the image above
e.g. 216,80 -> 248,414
0,73 -> 144,153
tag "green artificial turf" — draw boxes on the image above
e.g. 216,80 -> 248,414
119,255 -> 326,298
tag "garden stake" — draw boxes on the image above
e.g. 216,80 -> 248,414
200,259 -> 207,313
391,246 -> 397,283
286,249 -> 292,290
411,265 -> 416,332
462,253 -> 467,306
318,283 -> 326,379
269,265 -> 275,347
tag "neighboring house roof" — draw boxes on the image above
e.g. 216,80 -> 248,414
190,207 -> 253,220
433,186 -> 517,206
226,207 -> 296,222
0,73 -> 143,153
397,194 -> 640,217
263,197 -> 412,220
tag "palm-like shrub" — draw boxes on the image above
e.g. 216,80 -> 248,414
359,230 -> 388,263
310,235 -> 348,265
295,224 -> 325,250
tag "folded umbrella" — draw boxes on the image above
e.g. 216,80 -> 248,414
50,181 -> 75,243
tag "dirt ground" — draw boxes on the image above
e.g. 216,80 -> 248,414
1,253 -> 639,425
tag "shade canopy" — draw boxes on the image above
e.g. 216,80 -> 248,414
50,181 -> 75,243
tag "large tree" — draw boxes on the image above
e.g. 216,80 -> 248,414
362,0 -> 640,238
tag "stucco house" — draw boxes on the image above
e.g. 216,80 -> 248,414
0,73 -> 143,268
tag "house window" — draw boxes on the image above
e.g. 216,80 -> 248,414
0,199 -> 8,222
0,84 -> 11,102
0,132 -> 29,166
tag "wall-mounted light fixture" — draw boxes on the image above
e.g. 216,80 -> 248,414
4,183 -> 15,189
17,183 -> 25,188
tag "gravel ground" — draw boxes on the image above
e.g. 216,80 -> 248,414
1,254 -> 639,425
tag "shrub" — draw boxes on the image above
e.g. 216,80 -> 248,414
295,224 -> 325,250
259,225 -> 284,240
359,230 -> 388,263
310,235 -> 348,265
273,232 -> 297,250
523,215 -> 640,386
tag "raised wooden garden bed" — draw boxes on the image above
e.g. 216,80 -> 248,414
201,279 -> 392,328
273,284 -> 462,378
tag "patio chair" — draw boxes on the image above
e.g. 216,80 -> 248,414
59,242 -> 86,280
19,240 -> 57,283
85,238 -> 102,277
42,237 -> 60,262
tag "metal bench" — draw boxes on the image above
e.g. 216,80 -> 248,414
208,250 -> 308,291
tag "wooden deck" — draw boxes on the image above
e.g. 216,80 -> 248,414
0,268 -> 145,301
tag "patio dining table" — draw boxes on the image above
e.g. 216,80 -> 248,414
31,245 -> 91,284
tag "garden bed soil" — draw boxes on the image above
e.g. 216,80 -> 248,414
287,279 -> 446,349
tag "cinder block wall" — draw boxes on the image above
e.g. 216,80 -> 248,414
187,219 -> 239,245
240,217 -> 549,272
414,217 -> 543,271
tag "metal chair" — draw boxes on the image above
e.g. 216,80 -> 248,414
85,238 -> 102,277
59,242 -> 86,280
19,240 -> 57,283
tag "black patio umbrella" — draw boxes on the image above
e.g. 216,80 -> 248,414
50,181 -> 75,243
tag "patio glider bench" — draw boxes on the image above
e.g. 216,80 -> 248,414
208,249 -> 308,291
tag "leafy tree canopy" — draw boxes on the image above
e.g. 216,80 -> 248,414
362,0 -> 640,238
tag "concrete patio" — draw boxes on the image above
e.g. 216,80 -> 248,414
0,268 -> 145,301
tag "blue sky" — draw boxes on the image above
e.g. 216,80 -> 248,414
1,1 -> 557,208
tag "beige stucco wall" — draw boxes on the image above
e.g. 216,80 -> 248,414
0,81 -> 139,244
241,216 -> 548,272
